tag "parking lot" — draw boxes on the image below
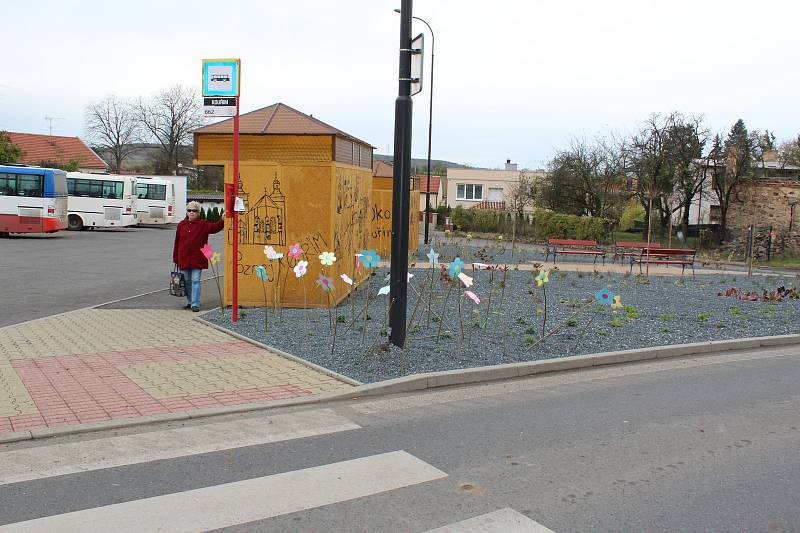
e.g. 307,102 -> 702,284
0,226 -> 224,327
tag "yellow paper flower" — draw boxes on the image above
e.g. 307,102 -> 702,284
611,295 -> 623,309
535,269 -> 549,287
210,251 -> 221,266
318,251 -> 337,266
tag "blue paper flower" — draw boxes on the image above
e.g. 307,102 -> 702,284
595,289 -> 614,305
254,265 -> 268,282
449,257 -> 465,277
359,249 -> 380,269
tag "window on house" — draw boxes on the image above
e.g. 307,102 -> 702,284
709,205 -> 721,223
456,183 -> 483,200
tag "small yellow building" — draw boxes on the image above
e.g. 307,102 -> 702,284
371,160 -> 420,258
193,103 -> 374,308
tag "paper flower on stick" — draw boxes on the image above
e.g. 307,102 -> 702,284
210,252 -> 221,266
408,273 -> 414,281
293,260 -> 308,278
378,285 -> 390,296
359,249 -> 380,269
319,251 -> 337,266
465,291 -> 481,304
449,258 -> 465,277
472,262 -> 489,269
426,248 -> 440,266
287,243 -> 303,259
254,265 -> 268,282
595,289 -> 614,305
611,295 -> 623,309
200,244 -> 212,259
535,269 -> 549,287
458,272 -> 473,287
316,273 -> 334,291
340,273 -> 353,285
264,246 -> 283,260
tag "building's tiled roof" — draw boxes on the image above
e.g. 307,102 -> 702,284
372,160 -> 394,178
187,192 -> 224,201
418,174 -> 441,194
6,132 -> 107,169
193,102 -> 371,146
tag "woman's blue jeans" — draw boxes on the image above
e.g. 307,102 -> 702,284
181,268 -> 202,308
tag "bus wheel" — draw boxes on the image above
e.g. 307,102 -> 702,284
67,215 -> 84,231
0,232 -> 8,238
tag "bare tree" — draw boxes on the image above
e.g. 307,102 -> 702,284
669,117 -> 709,238
627,112 -> 705,238
541,135 -> 627,218
777,135 -> 800,167
85,96 -> 141,173
138,85 -> 205,175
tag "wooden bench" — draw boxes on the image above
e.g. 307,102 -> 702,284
612,241 -> 662,264
545,239 -> 606,265
630,247 -> 696,275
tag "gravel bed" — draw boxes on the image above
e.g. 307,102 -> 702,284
205,268 -> 800,384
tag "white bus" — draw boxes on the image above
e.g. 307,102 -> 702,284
65,173 -> 138,230
136,177 -> 176,225
0,165 -> 68,236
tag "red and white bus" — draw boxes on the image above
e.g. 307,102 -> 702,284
0,165 -> 68,236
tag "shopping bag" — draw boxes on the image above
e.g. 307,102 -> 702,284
170,266 -> 185,297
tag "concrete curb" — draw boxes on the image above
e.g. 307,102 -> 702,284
1,333 -> 798,445
193,315 -> 363,386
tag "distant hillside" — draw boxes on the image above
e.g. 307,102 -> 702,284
373,153 -> 472,171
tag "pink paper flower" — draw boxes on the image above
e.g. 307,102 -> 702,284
288,243 -> 304,259
340,273 -> 353,285
200,244 -> 212,259
316,273 -> 335,291
465,291 -> 480,304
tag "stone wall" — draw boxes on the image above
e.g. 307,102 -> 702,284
724,179 -> 800,258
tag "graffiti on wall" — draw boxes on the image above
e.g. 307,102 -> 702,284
332,168 -> 369,257
228,173 -> 287,246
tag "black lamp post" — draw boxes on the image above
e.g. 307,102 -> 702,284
389,0 -> 414,347
395,9 -> 435,245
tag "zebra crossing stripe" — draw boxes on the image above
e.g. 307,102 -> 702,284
0,451 -> 448,533
424,508 -> 555,532
0,408 -> 359,486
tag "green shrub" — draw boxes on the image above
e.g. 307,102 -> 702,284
450,206 -> 608,241
619,200 -> 645,231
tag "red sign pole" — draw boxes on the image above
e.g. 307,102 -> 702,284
232,92 -> 240,323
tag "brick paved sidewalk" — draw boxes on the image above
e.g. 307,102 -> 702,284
0,309 -> 351,435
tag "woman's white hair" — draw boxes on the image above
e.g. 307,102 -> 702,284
186,201 -> 201,212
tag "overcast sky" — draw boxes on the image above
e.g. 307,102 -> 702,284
3,0 -> 799,169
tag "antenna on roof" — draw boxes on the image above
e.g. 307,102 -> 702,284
44,115 -> 64,136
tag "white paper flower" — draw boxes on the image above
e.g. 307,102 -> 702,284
293,260 -> 309,278
264,246 -> 284,260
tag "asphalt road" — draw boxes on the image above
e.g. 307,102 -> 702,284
0,225 -> 224,327
1,345 -> 798,532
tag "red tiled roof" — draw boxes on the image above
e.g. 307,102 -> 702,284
193,102 -> 371,146
6,132 -> 107,169
418,174 -> 440,194
372,160 -> 394,178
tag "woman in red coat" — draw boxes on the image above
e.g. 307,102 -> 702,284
173,201 -> 224,311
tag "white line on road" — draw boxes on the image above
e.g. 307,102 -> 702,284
0,408 -> 359,485
424,508 -> 555,533
0,451 -> 448,533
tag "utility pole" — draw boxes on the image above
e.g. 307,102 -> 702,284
389,0 -> 413,347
